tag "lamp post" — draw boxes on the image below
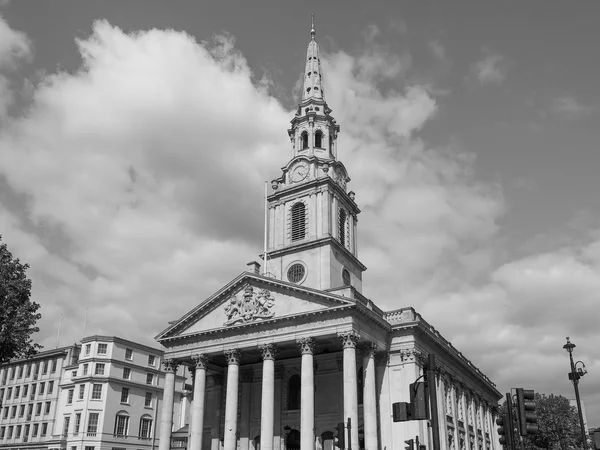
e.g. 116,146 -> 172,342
563,337 -> 588,450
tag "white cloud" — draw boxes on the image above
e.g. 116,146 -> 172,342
470,49 -> 508,85
549,95 -> 593,119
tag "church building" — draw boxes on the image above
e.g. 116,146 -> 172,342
155,21 -> 502,450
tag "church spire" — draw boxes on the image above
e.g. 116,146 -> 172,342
302,14 -> 324,101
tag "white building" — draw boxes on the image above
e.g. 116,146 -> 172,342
0,344 -> 80,450
154,20 -> 503,450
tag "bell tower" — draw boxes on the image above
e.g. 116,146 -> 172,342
265,17 -> 366,292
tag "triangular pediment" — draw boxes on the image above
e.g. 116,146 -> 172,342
156,272 -> 355,341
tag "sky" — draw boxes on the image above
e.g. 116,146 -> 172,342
1,0 -> 599,425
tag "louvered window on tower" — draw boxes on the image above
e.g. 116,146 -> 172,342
301,131 -> 309,149
315,130 -> 323,148
338,208 -> 349,248
291,203 -> 306,241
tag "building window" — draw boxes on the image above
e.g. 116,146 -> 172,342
122,368 -> 131,380
30,383 -> 36,398
33,364 -> 39,379
144,392 -> 152,407
67,389 -> 74,404
0,388 -> 3,400
91,384 -> 102,400
139,416 -> 152,439
36,402 -> 42,415
48,381 -> 54,394
120,388 -> 129,404
301,131 -> 308,150
95,364 -> 105,375
32,424 -> 38,437
39,382 -> 45,394
7,426 -> 13,439
83,364 -> 89,376
148,355 -> 156,366
24,424 -> 30,440
19,404 -> 24,417
342,269 -> 351,286
63,416 -> 70,437
287,263 -> 306,284
14,386 -> 20,398
146,373 -> 154,385
85,447 -> 95,450
98,344 -> 108,355
125,349 -> 133,361
6,387 -> 11,400
41,423 -> 48,437
27,403 -> 33,416
22,384 -> 27,397
45,401 -> 51,414
290,202 -> 306,241
74,413 -> 81,433
287,374 -> 301,410
79,384 -> 85,400
338,208 -> 349,247
9,368 -> 14,380
315,130 -> 323,148
15,425 -> 21,438
87,413 -> 99,434
114,413 -> 129,436
17,366 -> 23,378
26,364 -> 32,377
85,344 -> 91,356
2,407 -> 8,419
51,359 -> 57,373
42,361 -> 48,375
0,426 -> 4,439
11,406 -> 16,418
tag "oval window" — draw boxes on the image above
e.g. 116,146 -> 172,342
342,269 -> 351,286
287,264 -> 306,284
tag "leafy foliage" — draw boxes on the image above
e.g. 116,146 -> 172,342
0,235 -> 42,363
501,392 -> 584,450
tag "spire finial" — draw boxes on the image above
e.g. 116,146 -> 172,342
310,14 -> 315,40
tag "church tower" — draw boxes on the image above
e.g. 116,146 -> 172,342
266,17 -> 366,292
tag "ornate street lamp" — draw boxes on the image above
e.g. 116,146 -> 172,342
563,337 -> 588,450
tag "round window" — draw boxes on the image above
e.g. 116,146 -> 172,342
287,263 -> 306,284
342,269 -> 351,286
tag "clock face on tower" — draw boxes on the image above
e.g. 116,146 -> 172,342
290,162 -> 309,183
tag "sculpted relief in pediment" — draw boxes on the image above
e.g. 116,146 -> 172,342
224,284 -> 275,326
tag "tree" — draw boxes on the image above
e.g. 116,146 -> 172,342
523,393 -> 584,450
0,235 -> 42,363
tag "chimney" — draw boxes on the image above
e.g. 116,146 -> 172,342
246,261 -> 261,275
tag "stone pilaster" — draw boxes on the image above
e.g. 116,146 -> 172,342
158,359 -> 179,450
189,355 -> 208,450
298,337 -> 316,450
223,349 -> 241,450
339,331 -> 360,450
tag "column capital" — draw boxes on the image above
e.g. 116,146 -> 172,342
297,337 -> 316,355
338,331 -> 360,349
360,341 -> 378,358
259,343 -> 278,361
224,348 -> 242,365
192,354 -> 208,370
162,358 -> 179,373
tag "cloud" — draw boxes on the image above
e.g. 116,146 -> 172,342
429,40 -> 447,61
549,95 -> 593,119
1,15 -> 599,424
470,49 -> 508,85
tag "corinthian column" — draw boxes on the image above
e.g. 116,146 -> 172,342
158,359 -> 179,450
298,337 -> 316,450
223,349 -> 242,450
339,331 -> 360,450
189,354 -> 208,450
362,343 -> 378,450
260,344 -> 278,450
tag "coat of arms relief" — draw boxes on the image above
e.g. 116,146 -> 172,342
224,284 -> 276,326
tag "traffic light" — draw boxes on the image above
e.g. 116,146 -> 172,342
392,402 -> 412,422
334,422 -> 345,449
496,413 -> 513,448
410,382 -> 430,420
515,388 -> 539,435
405,439 -> 414,450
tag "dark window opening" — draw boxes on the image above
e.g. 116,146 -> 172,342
342,269 -> 351,286
315,130 -> 323,148
288,375 -> 301,410
301,132 -> 309,150
338,209 -> 347,247
357,366 -> 364,405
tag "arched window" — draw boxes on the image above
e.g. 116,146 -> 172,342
288,374 -> 301,410
291,203 -> 306,241
342,269 -> 351,287
114,411 -> 129,437
338,208 -> 348,247
301,131 -> 309,150
315,130 -> 323,148
139,414 -> 152,439
287,430 -> 301,450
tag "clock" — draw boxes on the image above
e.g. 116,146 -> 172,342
290,162 -> 309,183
